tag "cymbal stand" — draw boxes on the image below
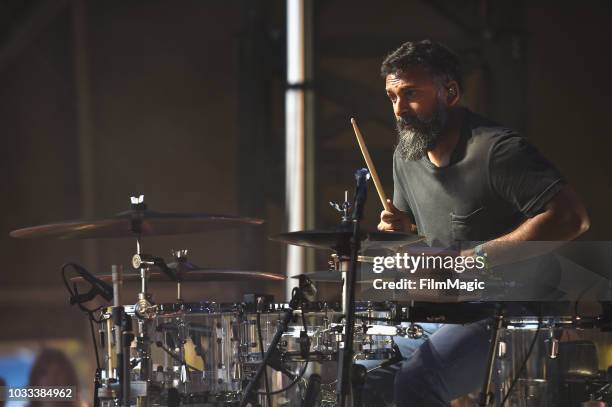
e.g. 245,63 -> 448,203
110,265 -> 132,407
129,195 -> 156,407
478,307 -> 504,407
172,249 -> 189,302
337,168 -> 369,407
330,191 -> 354,316
329,190 -> 352,224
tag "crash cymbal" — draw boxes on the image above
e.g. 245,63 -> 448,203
271,229 -> 424,251
71,269 -> 285,284
10,209 -> 263,239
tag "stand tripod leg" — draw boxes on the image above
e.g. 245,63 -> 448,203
351,364 -> 367,407
478,314 -> 504,407
93,368 -> 101,407
239,308 -> 294,407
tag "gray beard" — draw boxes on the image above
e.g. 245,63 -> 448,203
395,106 -> 447,161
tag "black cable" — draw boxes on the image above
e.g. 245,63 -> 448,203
300,306 -> 311,359
254,360 -> 309,396
498,317 -> 542,407
155,341 -> 203,373
301,308 -> 308,331
89,316 -> 101,370
574,280 -> 598,318
62,264 -> 105,370
61,263 -> 104,316
253,303 -> 311,397
256,312 -> 273,407
61,265 -> 73,293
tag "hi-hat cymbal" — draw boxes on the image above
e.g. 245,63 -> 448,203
290,270 -> 377,283
10,209 -> 263,239
291,271 -> 343,283
271,229 -> 424,252
71,269 -> 285,284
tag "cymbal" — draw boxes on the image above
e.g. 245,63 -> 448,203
290,271 -> 375,283
271,229 -> 424,251
71,269 -> 285,284
291,271 -> 342,283
10,209 -> 264,239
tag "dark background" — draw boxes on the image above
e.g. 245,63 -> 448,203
0,0 -> 611,402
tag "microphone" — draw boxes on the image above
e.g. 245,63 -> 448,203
298,275 -> 317,303
352,168 -> 370,221
112,265 -> 122,307
68,263 -> 113,304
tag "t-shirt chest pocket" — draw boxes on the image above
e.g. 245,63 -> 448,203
450,206 -> 486,243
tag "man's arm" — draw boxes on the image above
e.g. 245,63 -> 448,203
464,185 -> 590,265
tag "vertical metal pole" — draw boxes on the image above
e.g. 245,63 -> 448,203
237,0 -> 270,273
71,0 -> 96,266
105,313 -> 114,380
286,0 -> 305,300
72,6 -> 102,401
479,314 -> 504,406
339,258 -> 349,314
303,0 -> 315,279
286,0 -> 314,300
112,265 -> 122,308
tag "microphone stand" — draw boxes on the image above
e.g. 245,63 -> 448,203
121,313 -> 133,407
109,265 -> 134,407
93,367 -> 101,407
337,168 -> 369,407
239,287 -> 305,407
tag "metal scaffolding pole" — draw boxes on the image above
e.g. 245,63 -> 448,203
285,0 -> 314,300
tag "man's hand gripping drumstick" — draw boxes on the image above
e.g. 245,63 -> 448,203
350,118 -> 416,233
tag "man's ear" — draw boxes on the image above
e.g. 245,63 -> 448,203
445,80 -> 460,106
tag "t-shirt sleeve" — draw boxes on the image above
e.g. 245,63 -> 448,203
489,134 -> 566,218
392,153 -> 415,221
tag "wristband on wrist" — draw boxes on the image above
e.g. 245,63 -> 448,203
474,244 -> 485,258
474,244 -> 490,273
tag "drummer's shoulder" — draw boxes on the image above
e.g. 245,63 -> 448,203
466,110 -> 519,142
465,110 -> 527,157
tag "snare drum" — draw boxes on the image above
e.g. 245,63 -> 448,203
154,302 -> 242,395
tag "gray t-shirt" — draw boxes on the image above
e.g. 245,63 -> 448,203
393,109 -> 566,248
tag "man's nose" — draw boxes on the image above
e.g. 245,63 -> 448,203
394,97 -> 410,118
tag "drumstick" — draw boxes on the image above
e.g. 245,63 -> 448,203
351,118 -> 392,212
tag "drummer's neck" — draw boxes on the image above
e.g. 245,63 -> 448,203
426,108 -> 464,168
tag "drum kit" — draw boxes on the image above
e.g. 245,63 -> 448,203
9,191 -> 422,407
10,192 -> 612,407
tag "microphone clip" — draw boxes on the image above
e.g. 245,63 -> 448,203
69,288 -> 98,305
64,262 -> 113,305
